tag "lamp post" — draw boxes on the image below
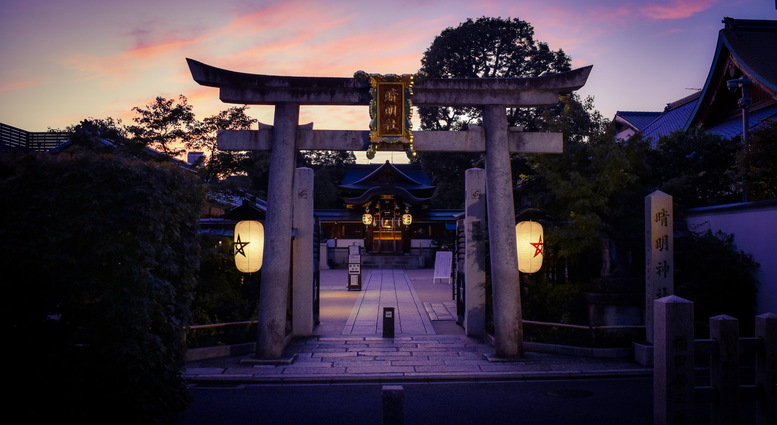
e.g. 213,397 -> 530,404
727,76 -> 752,202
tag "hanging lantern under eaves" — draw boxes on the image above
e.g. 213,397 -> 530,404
401,213 -> 412,225
516,221 -> 543,274
234,220 -> 264,273
362,213 -> 374,225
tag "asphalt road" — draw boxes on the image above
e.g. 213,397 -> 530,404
180,377 -> 655,425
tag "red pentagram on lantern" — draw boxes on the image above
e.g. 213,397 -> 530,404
530,235 -> 544,258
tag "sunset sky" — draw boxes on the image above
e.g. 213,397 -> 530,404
2,0 -> 776,160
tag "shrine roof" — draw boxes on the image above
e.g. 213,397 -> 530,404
340,161 -> 434,190
641,93 -> 700,145
613,111 -> 661,132
220,198 -> 267,221
706,102 -> 777,138
685,18 -> 777,130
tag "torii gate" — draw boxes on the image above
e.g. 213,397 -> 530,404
187,58 -> 591,359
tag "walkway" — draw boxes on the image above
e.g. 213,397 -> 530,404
343,269 -> 435,335
184,268 -> 650,383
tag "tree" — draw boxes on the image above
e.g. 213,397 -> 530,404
741,120 -> 777,201
415,16 -> 572,208
297,150 -> 356,208
188,105 -> 257,182
418,16 -> 571,131
127,95 -> 196,158
523,95 -> 646,283
650,128 -> 740,209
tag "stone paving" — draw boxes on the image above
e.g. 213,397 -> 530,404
185,334 -> 650,383
184,268 -> 651,383
343,269 -> 434,335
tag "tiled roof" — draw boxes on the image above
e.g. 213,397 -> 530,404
641,94 -> 700,146
340,161 -> 433,189
721,18 -> 777,94
707,103 -> 777,138
615,111 -> 661,131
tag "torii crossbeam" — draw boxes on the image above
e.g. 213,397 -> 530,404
188,58 -> 592,359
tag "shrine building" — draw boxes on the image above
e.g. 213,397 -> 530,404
316,160 -> 459,268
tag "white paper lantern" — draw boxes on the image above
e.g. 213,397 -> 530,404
362,213 -> 373,225
401,213 -> 412,225
515,221 -> 543,274
234,220 -> 264,273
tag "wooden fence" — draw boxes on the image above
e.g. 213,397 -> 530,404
654,295 -> 776,425
0,122 -> 70,151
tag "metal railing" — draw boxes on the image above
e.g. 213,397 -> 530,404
523,319 -> 645,331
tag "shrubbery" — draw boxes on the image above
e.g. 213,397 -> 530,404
1,150 -> 203,424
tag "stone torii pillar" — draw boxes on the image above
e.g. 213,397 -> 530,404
188,58 -> 591,359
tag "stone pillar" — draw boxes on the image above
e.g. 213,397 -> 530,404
483,105 -> 523,358
256,102 -> 299,359
292,167 -> 314,336
382,385 -> 405,425
645,190 -> 674,344
464,168 -> 487,337
710,315 -> 739,425
756,312 -> 777,425
654,295 -> 694,425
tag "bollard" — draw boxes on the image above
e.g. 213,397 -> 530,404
654,295 -> 694,425
383,307 -> 395,338
382,385 -> 404,425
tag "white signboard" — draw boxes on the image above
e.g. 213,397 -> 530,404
348,254 -> 361,264
433,251 -> 453,284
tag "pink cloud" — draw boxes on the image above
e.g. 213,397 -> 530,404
640,0 -> 719,20
0,78 -> 42,94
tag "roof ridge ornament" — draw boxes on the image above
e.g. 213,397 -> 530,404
355,71 -> 428,159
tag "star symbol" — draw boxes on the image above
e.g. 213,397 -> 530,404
530,235 -> 544,258
234,234 -> 250,257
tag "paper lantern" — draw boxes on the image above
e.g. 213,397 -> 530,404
362,213 -> 373,225
234,220 -> 264,273
515,221 -> 543,274
401,213 -> 412,225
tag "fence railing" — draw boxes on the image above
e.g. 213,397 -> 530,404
654,295 -> 776,425
0,122 -> 70,151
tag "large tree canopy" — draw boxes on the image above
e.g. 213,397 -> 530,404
419,16 -> 571,131
415,16 -> 572,208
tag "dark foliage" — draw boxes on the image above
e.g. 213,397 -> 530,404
675,230 -> 759,336
1,150 -> 204,424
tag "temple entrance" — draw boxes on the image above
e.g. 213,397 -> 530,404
370,218 -> 403,253
366,198 -> 409,253
187,57 -> 591,358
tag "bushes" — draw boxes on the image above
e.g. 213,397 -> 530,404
0,151 -> 203,424
675,230 -> 759,336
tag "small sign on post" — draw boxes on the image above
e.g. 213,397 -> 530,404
347,244 -> 362,291
645,190 -> 674,344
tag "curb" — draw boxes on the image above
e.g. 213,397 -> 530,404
184,368 -> 654,385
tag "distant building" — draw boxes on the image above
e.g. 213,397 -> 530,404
614,18 -> 777,146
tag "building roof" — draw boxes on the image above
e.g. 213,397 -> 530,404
614,111 -> 662,132
640,93 -> 700,145
220,198 -> 267,221
614,18 -> 777,147
340,161 -> 435,206
685,18 -> 777,131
